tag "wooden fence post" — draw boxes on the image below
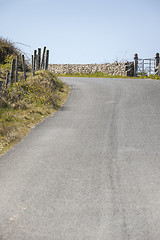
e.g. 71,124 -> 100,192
36,54 -> 39,71
32,55 -> 35,76
134,53 -> 138,77
38,48 -> 41,70
22,55 -> 27,80
41,46 -> 46,69
15,56 -> 19,82
45,50 -> 49,70
6,72 -> 10,87
34,50 -> 37,71
10,58 -> 16,84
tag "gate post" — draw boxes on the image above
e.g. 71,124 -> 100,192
134,53 -> 138,77
155,53 -> 159,74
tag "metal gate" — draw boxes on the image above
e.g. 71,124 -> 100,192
137,58 -> 155,76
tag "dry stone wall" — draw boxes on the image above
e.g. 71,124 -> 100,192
48,62 -> 134,76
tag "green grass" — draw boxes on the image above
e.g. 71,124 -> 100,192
57,72 -> 160,80
147,74 -> 160,80
0,70 -> 70,155
57,72 -> 128,78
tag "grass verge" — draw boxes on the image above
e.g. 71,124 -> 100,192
57,72 -> 160,80
0,70 -> 70,155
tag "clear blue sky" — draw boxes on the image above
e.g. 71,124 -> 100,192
0,0 -> 160,64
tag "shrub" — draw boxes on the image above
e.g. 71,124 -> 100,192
0,37 -> 19,64
0,70 -> 64,110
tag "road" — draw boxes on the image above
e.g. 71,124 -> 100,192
1,77 -> 160,240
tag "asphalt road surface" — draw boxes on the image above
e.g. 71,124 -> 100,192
1,77 -> 160,240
